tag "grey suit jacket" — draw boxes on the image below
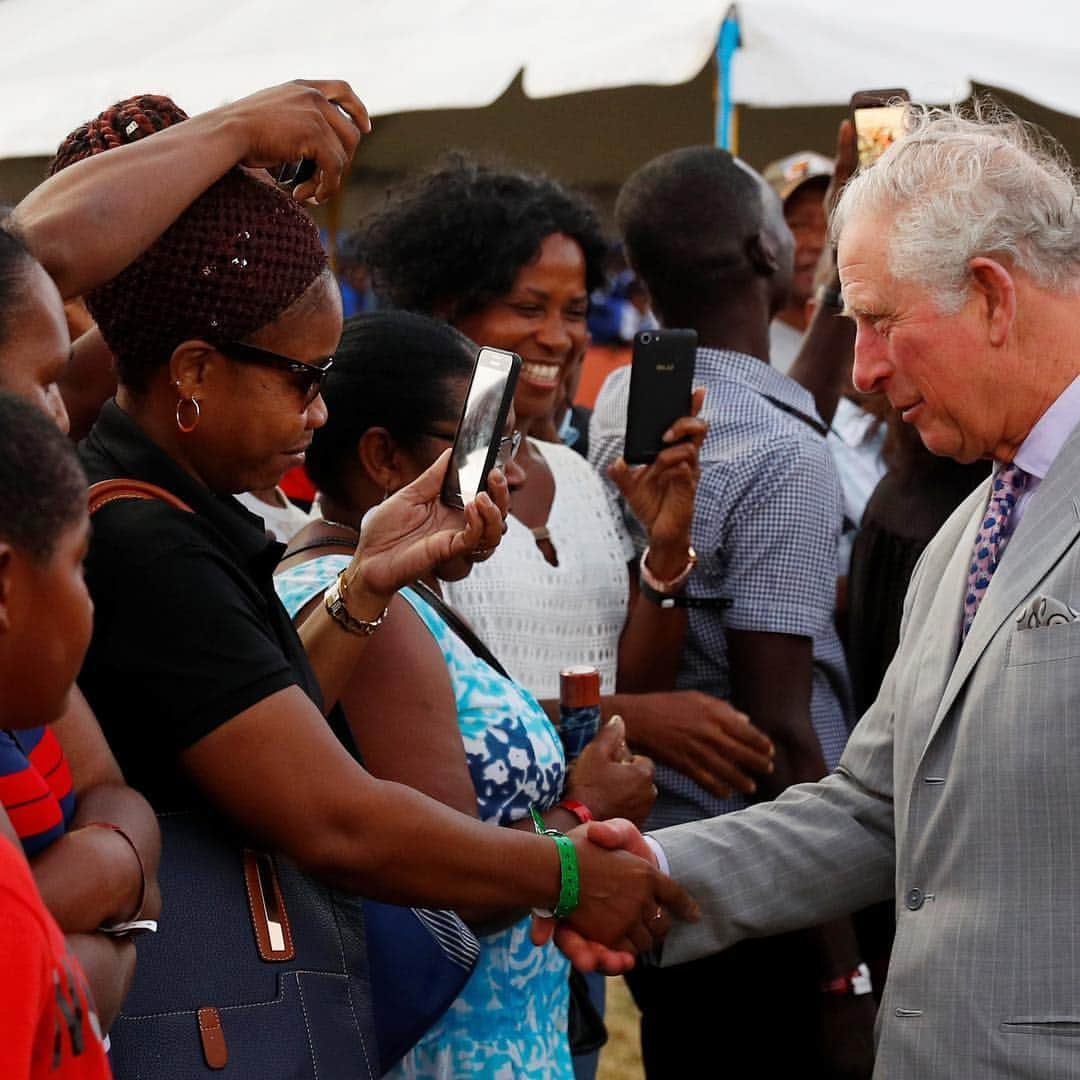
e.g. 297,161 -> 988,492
655,418 -> 1080,1078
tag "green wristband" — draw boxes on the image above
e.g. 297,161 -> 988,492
529,806 -> 581,919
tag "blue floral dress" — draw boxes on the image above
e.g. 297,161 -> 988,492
275,559 -> 573,1080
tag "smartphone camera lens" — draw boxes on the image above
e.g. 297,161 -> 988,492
640,332 -> 652,345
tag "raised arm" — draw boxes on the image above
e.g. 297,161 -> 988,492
11,79 -> 370,300
182,683 -> 694,952
787,119 -> 858,427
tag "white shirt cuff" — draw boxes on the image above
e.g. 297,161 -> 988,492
644,834 -> 670,876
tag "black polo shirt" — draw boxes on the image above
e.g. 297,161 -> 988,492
79,400 -> 329,810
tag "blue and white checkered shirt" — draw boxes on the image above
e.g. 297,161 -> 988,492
589,348 -> 854,829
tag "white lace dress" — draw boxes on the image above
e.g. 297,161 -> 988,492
443,439 -> 634,700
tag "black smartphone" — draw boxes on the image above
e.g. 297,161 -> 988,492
623,329 -> 697,465
850,88 -> 911,170
440,347 -> 522,510
275,158 -> 318,189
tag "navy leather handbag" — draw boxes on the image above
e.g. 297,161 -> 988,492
108,811 -> 479,1078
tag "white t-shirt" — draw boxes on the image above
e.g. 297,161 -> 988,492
768,318 -> 804,376
443,439 -> 634,699
234,488 -> 316,543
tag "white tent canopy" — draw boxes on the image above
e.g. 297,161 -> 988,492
731,0 -> 1080,115
0,0 -> 1078,160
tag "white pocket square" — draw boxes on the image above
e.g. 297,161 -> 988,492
1016,594 -> 1080,630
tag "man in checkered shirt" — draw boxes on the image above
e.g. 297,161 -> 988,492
591,147 -> 871,1077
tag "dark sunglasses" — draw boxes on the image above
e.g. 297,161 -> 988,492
217,341 -> 334,406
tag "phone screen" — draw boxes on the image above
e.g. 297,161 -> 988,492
441,347 -> 521,508
854,105 -> 907,168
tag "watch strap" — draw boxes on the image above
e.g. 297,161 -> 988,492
638,578 -> 732,610
325,571 -> 388,636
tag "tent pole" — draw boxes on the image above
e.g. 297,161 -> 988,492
715,4 -> 741,150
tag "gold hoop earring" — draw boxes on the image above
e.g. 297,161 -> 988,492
176,396 -> 201,434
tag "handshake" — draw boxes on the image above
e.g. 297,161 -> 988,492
531,818 -> 697,974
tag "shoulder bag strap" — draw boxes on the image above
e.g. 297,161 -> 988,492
87,478 -> 195,517
409,580 -> 511,680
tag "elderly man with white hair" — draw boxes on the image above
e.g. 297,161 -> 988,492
558,105 -> 1080,1078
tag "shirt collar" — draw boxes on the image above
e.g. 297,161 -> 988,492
1012,374 -> 1080,480
695,346 -> 827,433
81,399 -> 283,570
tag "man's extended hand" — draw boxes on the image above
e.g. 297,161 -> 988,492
532,819 -> 686,974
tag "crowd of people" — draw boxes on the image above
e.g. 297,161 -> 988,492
3,72 -> 1079,1080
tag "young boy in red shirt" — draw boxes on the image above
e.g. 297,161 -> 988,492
0,391 -> 111,1079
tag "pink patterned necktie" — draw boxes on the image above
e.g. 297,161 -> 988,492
962,462 -> 1030,639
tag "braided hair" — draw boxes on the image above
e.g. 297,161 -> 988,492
48,95 -> 189,175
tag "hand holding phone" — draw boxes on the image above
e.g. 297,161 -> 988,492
440,347 -> 522,510
623,330 -> 697,465
850,88 -> 911,169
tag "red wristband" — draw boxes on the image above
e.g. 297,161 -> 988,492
86,821 -> 146,924
555,799 -> 593,825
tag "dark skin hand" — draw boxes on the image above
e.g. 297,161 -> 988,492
298,451 -> 510,712
538,391 -> 775,797
601,690 -> 774,799
67,932 -> 136,1033
17,691 -> 160,1035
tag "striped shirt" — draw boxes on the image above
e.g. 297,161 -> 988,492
0,727 -> 75,856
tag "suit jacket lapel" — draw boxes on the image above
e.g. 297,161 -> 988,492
904,488 -> 987,748
926,425 -> 1080,744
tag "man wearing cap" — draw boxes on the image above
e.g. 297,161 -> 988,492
763,150 -> 834,375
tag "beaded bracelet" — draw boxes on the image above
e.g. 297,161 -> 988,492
529,806 -> 581,919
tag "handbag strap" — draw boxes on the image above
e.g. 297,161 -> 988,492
87,478 -> 195,517
409,580 -> 511,680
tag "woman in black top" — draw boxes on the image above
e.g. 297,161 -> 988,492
12,83 -> 691,961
